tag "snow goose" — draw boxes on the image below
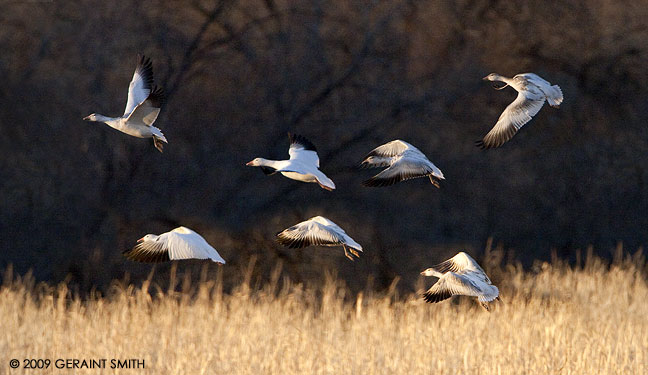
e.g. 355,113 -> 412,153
477,72 -> 563,149
123,226 -> 225,264
421,252 -> 499,311
360,140 -> 444,187
276,216 -> 362,260
246,133 -> 336,191
84,55 -> 167,152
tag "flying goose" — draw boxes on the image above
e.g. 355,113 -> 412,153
246,133 -> 336,191
84,55 -> 167,152
478,73 -> 563,149
276,216 -> 362,260
123,226 -> 225,264
421,252 -> 499,311
360,140 -> 444,187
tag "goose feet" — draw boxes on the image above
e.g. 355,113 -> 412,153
343,246 -> 360,261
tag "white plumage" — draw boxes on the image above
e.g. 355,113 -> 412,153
361,140 -> 444,187
478,72 -> 563,149
84,55 -> 167,152
246,133 -> 336,190
420,252 -> 499,311
276,216 -> 362,260
123,226 -> 225,264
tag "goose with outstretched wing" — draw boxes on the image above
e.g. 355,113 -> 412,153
276,216 -> 362,260
247,133 -> 336,190
84,55 -> 167,152
360,140 -> 444,187
421,252 -> 500,311
477,73 -> 563,149
123,227 -> 225,264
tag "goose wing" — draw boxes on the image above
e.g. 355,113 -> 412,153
517,73 -> 551,87
125,86 -> 164,126
122,236 -> 170,263
363,152 -> 443,187
123,227 -> 225,264
288,133 -> 320,167
310,216 -> 362,250
477,91 -> 545,149
423,272 -> 485,303
276,219 -> 343,248
123,55 -> 155,117
361,140 -> 416,166
431,252 -> 490,283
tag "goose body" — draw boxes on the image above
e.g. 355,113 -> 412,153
123,226 -> 225,264
360,140 -> 444,187
84,55 -> 167,152
276,216 -> 362,260
421,252 -> 499,311
478,72 -> 563,149
247,133 -> 336,190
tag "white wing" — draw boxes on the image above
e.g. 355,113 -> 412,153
124,227 -> 225,264
477,91 -> 545,149
310,216 -> 362,250
517,73 -> 551,87
165,227 -> 225,263
431,252 -> 490,283
125,86 -> 164,126
362,140 -> 414,161
363,152 -> 443,187
288,133 -> 320,167
423,272 -> 497,303
276,219 -> 344,248
123,55 -> 155,117
277,216 -> 362,251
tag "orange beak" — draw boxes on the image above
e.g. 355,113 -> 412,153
137,237 -> 144,243
245,161 -> 254,166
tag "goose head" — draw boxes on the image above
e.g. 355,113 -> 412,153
420,268 -> 436,276
246,158 -> 265,166
137,234 -> 158,243
482,73 -> 500,81
83,113 -> 98,121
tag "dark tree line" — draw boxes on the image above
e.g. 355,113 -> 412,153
1,0 -> 647,293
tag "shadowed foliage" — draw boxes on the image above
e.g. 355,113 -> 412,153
1,0 -> 647,292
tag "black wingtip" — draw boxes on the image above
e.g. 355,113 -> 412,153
422,290 -> 452,304
147,85 -> 165,108
475,140 -> 488,150
122,244 -> 170,263
276,233 -> 308,249
362,176 -> 400,187
135,54 -> 155,89
288,133 -> 317,152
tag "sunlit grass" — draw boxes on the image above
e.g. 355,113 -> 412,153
1,253 -> 646,374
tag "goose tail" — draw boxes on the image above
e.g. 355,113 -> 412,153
546,85 -> 563,107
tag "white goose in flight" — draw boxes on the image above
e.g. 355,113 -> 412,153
276,216 -> 362,260
478,72 -> 563,149
421,252 -> 499,311
84,55 -> 167,152
123,226 -> 225,264
361,140 -> 444,187
246,133 -> 336,191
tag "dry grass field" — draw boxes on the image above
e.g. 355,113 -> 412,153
1,254 -> 647,375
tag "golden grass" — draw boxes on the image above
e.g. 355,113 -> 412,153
1,255 -> 647,375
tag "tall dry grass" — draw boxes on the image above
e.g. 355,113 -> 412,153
1,254 -> 647,375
